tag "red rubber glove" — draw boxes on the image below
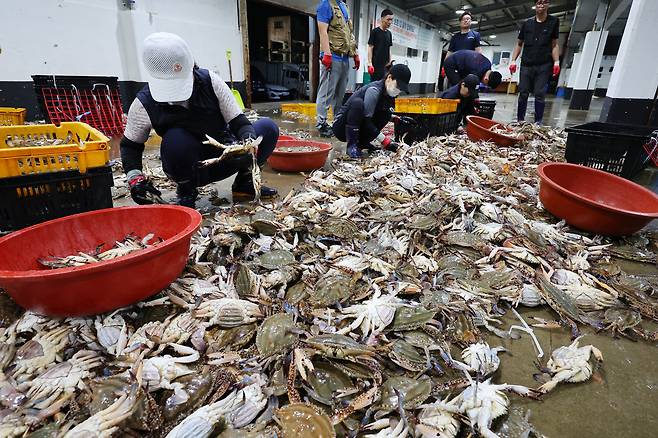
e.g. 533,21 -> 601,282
321,53 -> 332,70
553,63 -> 560,77
509,62 -> 517,74
441,67 -> 446,78
367,65 -> 374,75
353,54 -> 361,70
381,136 -> 401,152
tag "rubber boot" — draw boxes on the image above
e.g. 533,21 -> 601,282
346,125 -> 361,158
517,96 -> 528,122
176,180 -> 198,208
534,99 -> 545,125
232,168 -> 277,200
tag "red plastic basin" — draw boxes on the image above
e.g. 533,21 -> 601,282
466,115 -> 524,147
278,135 -> 297,141
268,140 -> 332,172
538,162 -> 658,236
0,205 -> 201,316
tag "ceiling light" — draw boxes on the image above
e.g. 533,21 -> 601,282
532,5 -> 536,9
462,5 -> 470,9
471,20 -> 478,24
489,35 -> 497,39
456,9 -> 465,14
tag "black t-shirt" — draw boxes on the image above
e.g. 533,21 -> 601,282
518,15 -> 559,66
368,27 -> 393,70
448,30 -> 481,52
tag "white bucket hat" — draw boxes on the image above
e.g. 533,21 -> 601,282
142,32 -> 194,102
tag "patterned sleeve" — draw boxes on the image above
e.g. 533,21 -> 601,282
123,98 -> 151,144
209,70 -> 243,123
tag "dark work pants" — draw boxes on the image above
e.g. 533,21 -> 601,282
160,118 -> 278,187
332,97 -> 379,145
518,62 -> 552,123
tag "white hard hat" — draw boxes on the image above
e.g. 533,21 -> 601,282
142,32 -> 194,102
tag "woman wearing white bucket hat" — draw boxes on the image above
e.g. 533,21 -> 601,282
120,32 -> 279,208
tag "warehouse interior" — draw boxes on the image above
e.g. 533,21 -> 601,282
0,1 -> 658,437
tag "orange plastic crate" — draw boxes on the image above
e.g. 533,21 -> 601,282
0,108 -> 27,126
395,98 -> 459,114
0,122 -> 110,177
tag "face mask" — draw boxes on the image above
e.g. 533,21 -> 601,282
386,81 -> 401,97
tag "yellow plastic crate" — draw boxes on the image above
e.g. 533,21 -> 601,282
0,108 -> 27,126
395,98 -> 459,115
0,122 -> 110,178
281,103 -> 333,118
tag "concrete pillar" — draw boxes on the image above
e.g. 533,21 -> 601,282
568,30 -> 608,110
564,52 -> 581,99
600,0 -> 658,126
569,0 -> 609,110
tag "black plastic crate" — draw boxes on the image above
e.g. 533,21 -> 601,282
394,111 -> 460,143
565,122 -> 654,179
0,166 -> 114,231
476,100 -> 496,119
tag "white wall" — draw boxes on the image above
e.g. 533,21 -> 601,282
0,0 -> 246,83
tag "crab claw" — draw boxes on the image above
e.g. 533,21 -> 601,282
505,384 -> 543,400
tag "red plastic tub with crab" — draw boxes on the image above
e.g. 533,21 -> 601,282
538,162 -> 658,236
466,115 -> 524,147
0,205 -> 201,316
268,140 -> 332,172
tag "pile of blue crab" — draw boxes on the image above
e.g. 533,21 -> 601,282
1,123 -> 657,437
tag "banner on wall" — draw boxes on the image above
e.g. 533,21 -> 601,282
391,16 -> 417,47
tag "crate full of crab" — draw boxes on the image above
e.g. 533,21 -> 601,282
0,122 -> 113,231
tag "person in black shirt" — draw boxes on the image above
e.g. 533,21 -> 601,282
443,50 -> 502,90
509,0 -> 560,124
367,9 -> 394,81
446,11 -> 482,57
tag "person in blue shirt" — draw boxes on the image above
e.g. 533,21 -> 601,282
315,0 -> 359,137
443,50 -> 502,90
446,12 -> 482,57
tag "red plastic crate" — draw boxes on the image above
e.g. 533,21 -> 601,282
40,86 -> 126,137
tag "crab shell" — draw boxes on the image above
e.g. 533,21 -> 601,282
274,403 -> 335,438
194,298 -> 263,328
461,342 -> 502,376
545,340 -> 598,383
26,350 -> 103,409
457,381 -> 510,422
142,356 -> 196,391
256,313 -> 298,357
416,400 -> 461,438
62,386 -> 139,438
378,375 -> 432,412
165,390 -> 243,438
388,339 -> 427,371
254,250 -> 295,270
12,326 -> 69,381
